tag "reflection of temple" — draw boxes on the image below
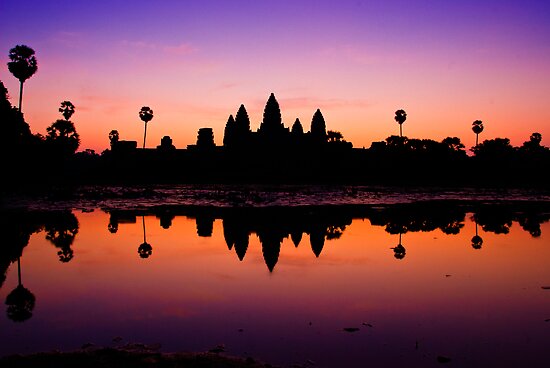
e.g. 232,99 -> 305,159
101,202 -> 550,269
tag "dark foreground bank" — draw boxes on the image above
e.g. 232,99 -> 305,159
0,344 -> 273,368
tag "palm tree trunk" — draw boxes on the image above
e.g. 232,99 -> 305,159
475,134 -> 479,147
399,124 -> 402,137
142,216 -> 146,243
17,257 -> 22,286
143,122 -> 148,149
18,81 -> 24,112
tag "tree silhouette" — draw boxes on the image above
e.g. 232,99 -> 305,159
327,130 -> 343,143
472,120 -> 484,147
311,109 -> 327,142
59,101 -> 75,121
139,106 -> 154,149
1,80 -> 32,149
394,109 -> 407,137
7,45 -> 38,112
5,257 -> 35,322
109,129 -> 120,148
46,119 -> 80,155
520,132 -> 545,154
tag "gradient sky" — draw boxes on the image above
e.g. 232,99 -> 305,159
2,0 -> 550,152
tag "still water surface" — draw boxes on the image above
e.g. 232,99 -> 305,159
1,207 -> 549,367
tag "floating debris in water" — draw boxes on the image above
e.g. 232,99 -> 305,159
343,327 -> 360,332
542,286 -> 550,290
437,355 -> 452,363
209,344 -> 225,353
362,322 -> 373,327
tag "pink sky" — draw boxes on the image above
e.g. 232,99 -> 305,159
1,0 -> 549,152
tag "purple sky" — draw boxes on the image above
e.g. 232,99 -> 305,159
2,0 -> 549,151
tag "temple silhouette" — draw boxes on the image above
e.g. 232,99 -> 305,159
2,81 -> 550,187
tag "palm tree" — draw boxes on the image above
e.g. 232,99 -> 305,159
7,45 -> 38,112
59,101 -> 75,121
472,120 -> 484,147
139,106 -> 154,148
394,109 -> 407,137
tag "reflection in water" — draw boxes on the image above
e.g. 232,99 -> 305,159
471,217 -> 484,249
391,233 -> 406,259
5,258 -> 35,322
0,203 -> 549,367
138,216 -> 152,259
44,211 -> 79,263
102,203 -> 549,271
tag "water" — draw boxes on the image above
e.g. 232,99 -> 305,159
1,202 -> 549,367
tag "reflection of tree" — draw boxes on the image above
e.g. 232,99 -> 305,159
1,212 -> 39,288
475,210 -> 513,234
391,233 -> 406,260
5,257 -> 35,322
471,217 -> 484,250
518,214 -> 542,238
44,212 -> 79,263
138,216 -> 152,259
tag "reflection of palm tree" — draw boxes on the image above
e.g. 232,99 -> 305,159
139,106 -> 154,149
7,45 -> 38,112
391,233 -> 406,260
45,212 -> 79,263
472,120 -> 484,147
471,220 -> 483,250
5,257 -> 35,322
138,216 -> 153,259
394,109 -> 407,137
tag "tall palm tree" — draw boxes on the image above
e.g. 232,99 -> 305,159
7,45 -> 38,112
472,120 -> 484,147
394,109 -> 407,137
139,106 -> 154,148
59,101 -> 75,121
